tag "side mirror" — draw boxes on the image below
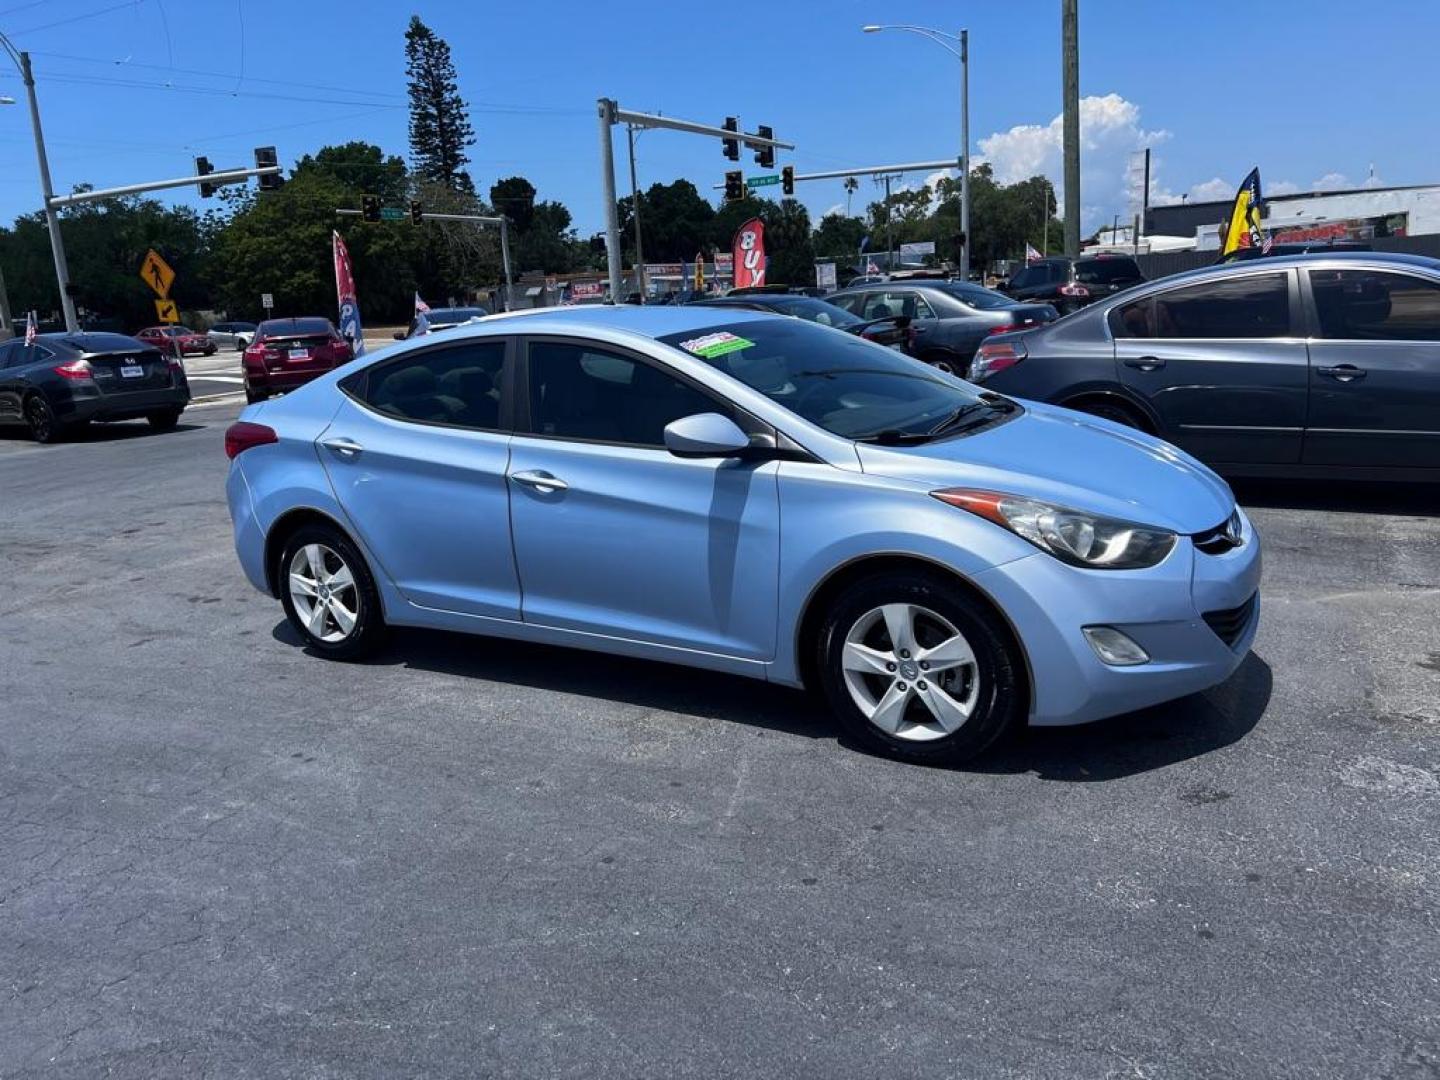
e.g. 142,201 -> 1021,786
393,330 -> 406,340
663,412 -> 751,458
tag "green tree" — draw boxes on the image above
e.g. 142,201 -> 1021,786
298,142 -> 410,202
760,198 -> 814,285
812,213 -> 866,261
618,179 -> 716,263
404,16 -> 475,194
489,176 -> 536,233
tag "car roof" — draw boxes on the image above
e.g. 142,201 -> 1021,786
34,332 -> 150,353
1141,250 -> 1440,291
476,303 -> 779,339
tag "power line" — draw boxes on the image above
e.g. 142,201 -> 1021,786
9,0 -> 142,37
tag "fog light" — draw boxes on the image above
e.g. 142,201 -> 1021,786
1082,626 -> 1150,666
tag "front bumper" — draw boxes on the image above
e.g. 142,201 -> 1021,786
972,511 -> 1261,726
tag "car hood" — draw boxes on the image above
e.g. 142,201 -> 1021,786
855,401 -> 1234,534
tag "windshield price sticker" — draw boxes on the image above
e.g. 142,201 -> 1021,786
678,332 -> 754,359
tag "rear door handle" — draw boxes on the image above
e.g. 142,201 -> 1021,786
510,469 -> 568,494
1123,356 -> 1166,372
1317,364 -> 1367,382
321,437 -> 364,458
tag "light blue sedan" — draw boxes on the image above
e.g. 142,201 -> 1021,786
224,306 -> 1260,766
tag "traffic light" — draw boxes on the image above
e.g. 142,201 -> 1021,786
410,200 -> 424,226
195,156 -> 216,198
754,125 -> 775,170
724,170 -> 744,203
590,233 -> 607,253
361,194 -> 381,223
722,117 -> 739,161
254,146 -> 282,191
782,165 -> 794,196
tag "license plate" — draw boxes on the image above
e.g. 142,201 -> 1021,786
120,364 -> 144,378
287,348 -> 310,361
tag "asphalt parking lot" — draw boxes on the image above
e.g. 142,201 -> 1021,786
2,401 -> 1437,1078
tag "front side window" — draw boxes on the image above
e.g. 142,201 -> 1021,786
362,340 -> 506,428
658,318 -> 994,442
1151,273 -> 1291,339
1309,269 -> 1440,341
526,341 -> 718,447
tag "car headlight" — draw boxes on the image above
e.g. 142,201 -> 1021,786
932,488 -> 1177,569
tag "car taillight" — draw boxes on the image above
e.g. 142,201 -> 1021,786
1058,283 -> 1090,298
986,323 -> 1019,336
224,421 -> 278,459
969,340 -> 1027,382
54,360 -> 93,381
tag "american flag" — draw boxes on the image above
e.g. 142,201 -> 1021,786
1025,243 -> 1044,264
414,292 -> 431,315
865,258 -> 879,274
25,310 -> 37,346
1261,231 -> 1273,254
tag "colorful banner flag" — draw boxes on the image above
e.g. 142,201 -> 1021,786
732,218 -> 766,289
25,310 -> 37,346
1221,167 -> 1271,257
693,252 -> 705,291
332,230 -> 365,357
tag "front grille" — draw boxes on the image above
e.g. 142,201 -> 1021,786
1203,592 -> 1258,648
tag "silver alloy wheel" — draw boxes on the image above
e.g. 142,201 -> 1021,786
288,543 -> 359,644
841,603 -> 980,742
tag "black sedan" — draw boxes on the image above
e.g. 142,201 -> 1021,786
0,332 -> 189,443
689,293 -> 912,351
825,280 -> 1057,374
969,252 -> 1440,481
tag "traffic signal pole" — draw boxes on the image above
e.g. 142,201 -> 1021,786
597,98 -> 792,300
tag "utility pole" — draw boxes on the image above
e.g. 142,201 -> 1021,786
4,44 -> 78,332
883,174 -> 894,273
626,124 -> 646,303
0,262 -> 12,339
1141,146 -> 1151,239
1061,0 -> 1081,257
959,28 -> 970,281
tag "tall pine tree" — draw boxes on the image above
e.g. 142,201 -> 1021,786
404,16 -> 475,194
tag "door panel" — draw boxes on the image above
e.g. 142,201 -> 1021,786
507,437 -> 780,659
1303,268 -> 1440,468
1113,271 -> 1308,465
318,341 -> 519,619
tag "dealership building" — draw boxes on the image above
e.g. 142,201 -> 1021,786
1144,183 -> 1440,250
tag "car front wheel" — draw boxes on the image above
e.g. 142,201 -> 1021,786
279,524 -> 386,660
816,571 -> 1024,766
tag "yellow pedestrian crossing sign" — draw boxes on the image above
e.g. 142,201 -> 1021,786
140,249 -> 176,298
154,298 -> 179,323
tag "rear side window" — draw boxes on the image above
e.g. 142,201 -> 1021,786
828,293 -> 864,315
1008,268 -> 1036,289
1309,269 -> 1440,341
361,341 -> 506,429
1150,273 -> 1291,339
1076,258 -> 1142,284
525,341 -> 718,447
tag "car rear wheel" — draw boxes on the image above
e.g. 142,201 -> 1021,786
244,380 -> 269,405
147,408 -> 183,432
816,571 -> 1024,766
920,351 -> 962,376
24,394 -> 62,444
1067,397 -> 1149,432
279,524 -> 386,660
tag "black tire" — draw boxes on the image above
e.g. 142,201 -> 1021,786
24,394 -> 62,444
921,351 -> 964,377
244,383 -> 269,405
815,571 -> 1025,766
147,408 -> 183,432
277,522 -> 386,660
1067,397 -> 1147,431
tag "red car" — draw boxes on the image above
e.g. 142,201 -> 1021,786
242,317 -> 354,403
135,325 -> 216,357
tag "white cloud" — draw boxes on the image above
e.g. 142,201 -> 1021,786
1187,177 -> 1235,202
1312,171 -> 1350,191
923,169 -> 957,192
1269,179 -> 1301,196
822,203 -> 846,219
975,93 -> 1169,230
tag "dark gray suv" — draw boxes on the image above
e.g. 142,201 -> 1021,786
969,252 -> 1440,480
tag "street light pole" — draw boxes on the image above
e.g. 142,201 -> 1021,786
862,24 -> 971,280
1,39 -> 78,332
627,123 -> 646,303
1061,0 -> 1081,258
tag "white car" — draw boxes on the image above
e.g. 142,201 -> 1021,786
208,321 -> 257,351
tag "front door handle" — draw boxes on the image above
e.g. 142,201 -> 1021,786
1317,364 -> 1367,382
1123,356 -> 1166,372
322,437 -> 364,458
510,469 -> 568,494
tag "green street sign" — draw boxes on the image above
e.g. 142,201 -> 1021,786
379,207 -> 406,221
746,174 -> 780,188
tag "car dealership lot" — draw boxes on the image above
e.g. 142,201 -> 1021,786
1,405 -> 1436,1077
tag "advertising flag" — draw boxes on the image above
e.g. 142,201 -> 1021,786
1025,242 -> 1044,264
1221,168 -> 1271,257
332,230 -> 365,357
693,252 -> 705,291
25,310 -> 37,345
732,218 -> 766,289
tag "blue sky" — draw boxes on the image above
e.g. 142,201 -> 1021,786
3,0 -> 1439,241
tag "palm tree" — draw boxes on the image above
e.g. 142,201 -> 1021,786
844,176 -> 859,217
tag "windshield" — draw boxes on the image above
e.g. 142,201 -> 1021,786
658,318 -> 992,441
260,318 -> 334,338
931,282 -> 1016,310
1076,258 -> 1142,284
758,297 -> 864,328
